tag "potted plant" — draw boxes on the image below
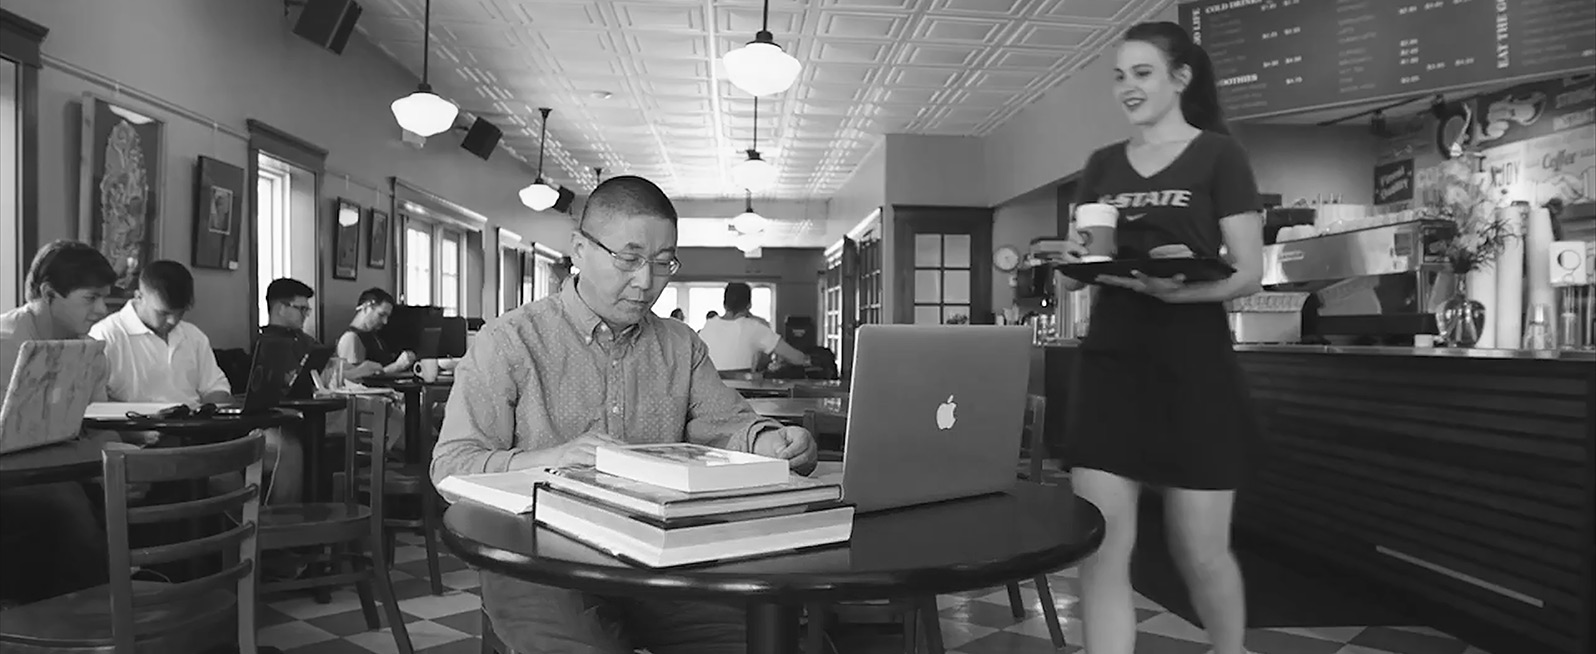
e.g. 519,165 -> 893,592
1423,151 -> 1520,347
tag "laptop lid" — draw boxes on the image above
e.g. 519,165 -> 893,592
238,337 -> 298,414
0,340 -> 109,454
286,346 -> 336,399
835,325 -> 1033,513
415,327 -> 442,360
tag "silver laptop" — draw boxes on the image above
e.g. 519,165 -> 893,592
0,340 -> 109,454
814,325 -> 1032,513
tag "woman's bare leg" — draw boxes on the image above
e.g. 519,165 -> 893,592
1164,487 -> 1247,654
1072,467 -> 1142,654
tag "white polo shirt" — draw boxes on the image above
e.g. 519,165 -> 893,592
697,315 -> 780,371
88,303 -> 231,403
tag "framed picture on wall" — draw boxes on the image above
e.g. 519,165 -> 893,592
191,156 -> 245,270
333,198 -> 361,280
367,208 -> 390,269
77,92 -> 166,299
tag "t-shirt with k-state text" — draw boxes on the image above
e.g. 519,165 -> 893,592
1072,130 -> 1261,349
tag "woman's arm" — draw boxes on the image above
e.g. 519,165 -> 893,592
1158,212 -> 1265,304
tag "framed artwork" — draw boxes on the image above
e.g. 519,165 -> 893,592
333,198 -> 361,280
77,93 -> 165,298
367,208 -> 390,269
192,156 -> 245,270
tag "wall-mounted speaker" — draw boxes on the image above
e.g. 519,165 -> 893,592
293,0 -> 363,54
460,118 -> 502,161
553,187 -> 577,214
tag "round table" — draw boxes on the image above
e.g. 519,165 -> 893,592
84,407 -> 301,440
0,439 -> 110,489
441,482 -> 1104,654
746,397 -> 848,424
280,396 -> 350,502
723,379 -> 796,398
362,375 -> 452,463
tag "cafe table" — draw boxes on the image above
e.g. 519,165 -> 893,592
279,395 -> 350,503
441,481 -> 1104,654
362,374 -> 453,463
0,438 -> 111,490
746,397 -> 847,424
723,378 -> 796,398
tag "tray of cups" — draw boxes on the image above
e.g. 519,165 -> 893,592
1058,256 -> 1236,284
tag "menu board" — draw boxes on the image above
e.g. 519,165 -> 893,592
1181,0 -> 1596,120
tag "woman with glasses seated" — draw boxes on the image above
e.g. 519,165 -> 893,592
697,282 -> 810,378
336,288 -> 416,380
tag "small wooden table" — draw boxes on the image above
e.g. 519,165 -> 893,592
724,379 -> 795,398
362,374 -> 452,463
279,396 -> 350,503
441,482 -> 1104,654
747,398 -> 848,423
0,439 -> 110,490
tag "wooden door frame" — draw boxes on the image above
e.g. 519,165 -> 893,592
891,205 -> 994,325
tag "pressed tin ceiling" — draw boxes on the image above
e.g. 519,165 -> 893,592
355,0 -> 1169,204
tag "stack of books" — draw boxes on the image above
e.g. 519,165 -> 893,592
439,443 -> 853,568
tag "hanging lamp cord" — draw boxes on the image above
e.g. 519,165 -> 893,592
421,0 -> 432,84
536,108 -> 550,179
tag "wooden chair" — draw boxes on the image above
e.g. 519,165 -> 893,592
369,385 -> 447,595
0,433 -> 267,653
258,396 -> 414,653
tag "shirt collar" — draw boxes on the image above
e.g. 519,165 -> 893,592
114,302 -> 154,337
559,276 -> 643,343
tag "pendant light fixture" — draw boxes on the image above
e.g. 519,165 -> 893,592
731,190 -> 768,236
722,0 -> 801,97
731,97 -> 777,192
519,107 -> 560,211
390,0 -> 458,137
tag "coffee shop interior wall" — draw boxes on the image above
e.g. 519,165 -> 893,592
14,0 -> 569,349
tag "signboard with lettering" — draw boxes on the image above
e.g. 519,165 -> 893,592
1180,0 -> 1596,121
1374,158 -> 1416,205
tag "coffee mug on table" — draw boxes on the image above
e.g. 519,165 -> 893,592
1074,203 -> 1119,259
413,358 -> 441,382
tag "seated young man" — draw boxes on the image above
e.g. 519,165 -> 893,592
336,288 -> 416,381
0,240 -> 117,604
89,260 -> 304,505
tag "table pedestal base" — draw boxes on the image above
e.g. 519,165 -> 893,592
746,602 -> 801,654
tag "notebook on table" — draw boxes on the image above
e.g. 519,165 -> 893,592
0,340 -> 109,455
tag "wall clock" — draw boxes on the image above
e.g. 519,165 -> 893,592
994,245 -> 1022,273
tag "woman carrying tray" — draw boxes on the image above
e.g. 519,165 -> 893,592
1055,21 -> 1266,654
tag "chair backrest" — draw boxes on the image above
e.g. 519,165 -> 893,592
102,432 -> 266,654
339,395 -> 393,522
1022,394 -> 1048,482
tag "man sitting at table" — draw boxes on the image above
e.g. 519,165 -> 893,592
336,288 -> 416,381
0,240 -> 117,605
431,175 -> 819,654
89,260 -> 304,505
261,277 -> 321,363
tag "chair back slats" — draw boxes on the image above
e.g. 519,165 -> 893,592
129,558 -> 254,606
127,485 -> 256,525
1024,394 -> 1047,482
102,431 -> 265,654
115,434 -> 268,484
129,521 -> 256,568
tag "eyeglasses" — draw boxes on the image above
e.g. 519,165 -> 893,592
288,304 -> 314,315
579,228 -> 681,276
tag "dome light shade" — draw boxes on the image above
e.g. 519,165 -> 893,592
731,209 -> 767,235
735,231 -> 762,253
731,151 -> 777,192
391,87 -> 458,137
723,37 -> 801,97
519,180 -> 559,211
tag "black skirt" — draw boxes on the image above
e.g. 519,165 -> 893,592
1062,290 -> 1260,490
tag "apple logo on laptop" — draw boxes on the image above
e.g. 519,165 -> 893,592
935,395 -> 957,430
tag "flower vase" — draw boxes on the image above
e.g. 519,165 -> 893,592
1437,273 -> 1486,347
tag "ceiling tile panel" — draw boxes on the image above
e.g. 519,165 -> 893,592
357,0 -> 1164,210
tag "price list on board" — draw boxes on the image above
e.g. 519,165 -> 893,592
1180,0 -> 1596,120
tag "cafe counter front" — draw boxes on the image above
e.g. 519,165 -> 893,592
1037,343 -> 1594,654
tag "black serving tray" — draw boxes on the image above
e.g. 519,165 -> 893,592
1057,257 -> 1236,284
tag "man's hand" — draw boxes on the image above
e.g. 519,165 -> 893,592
555,431 -> 625,468
395,351 -> 419,369
753,426 -> 819,474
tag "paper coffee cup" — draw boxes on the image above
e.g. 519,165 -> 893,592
1074,203 -> 1119,257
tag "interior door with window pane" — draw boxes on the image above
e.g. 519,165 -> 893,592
893,206 -> 992,325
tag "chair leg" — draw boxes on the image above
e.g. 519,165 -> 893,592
1033,575 -> 1067,649
1005,583 -> 1026,619
350,551 -> 380,629
900,605 -> 919,654
915,597 -> 945,654
421,488 -> 445,595
369,533 -> 416,654
804,603 -> 828,654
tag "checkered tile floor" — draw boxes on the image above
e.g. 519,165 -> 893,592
259,531 -> 1494,654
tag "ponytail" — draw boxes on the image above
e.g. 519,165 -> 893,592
1123,21 -> 1230,135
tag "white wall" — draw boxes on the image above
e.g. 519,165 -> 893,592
884,134 -> 987,207
1232,123 -> 1380,205
11,0 -> 572,347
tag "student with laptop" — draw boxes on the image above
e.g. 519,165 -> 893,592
261,278 -> 321,363
336,287 -> 416,380
0,240 -> 116,605
90,261 -> 304,505
697,282 -> 810,375
431,176 -> 818,654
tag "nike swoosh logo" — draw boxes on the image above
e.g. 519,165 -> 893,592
1125,213 -> 1146,222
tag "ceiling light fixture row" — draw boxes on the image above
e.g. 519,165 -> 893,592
722,0 -> 802,97
731,189 -> 767,252
731,96 -> 776,193
390,0 -> 458,137
518,107 -> 560,211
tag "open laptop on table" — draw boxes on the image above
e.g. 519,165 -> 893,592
285,346 -> 336,400
0,340 -> 109,455
811,325 -> 1032,513
214,337 -> 298,416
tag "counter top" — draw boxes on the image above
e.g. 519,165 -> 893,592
1233,343 -> 1596,361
